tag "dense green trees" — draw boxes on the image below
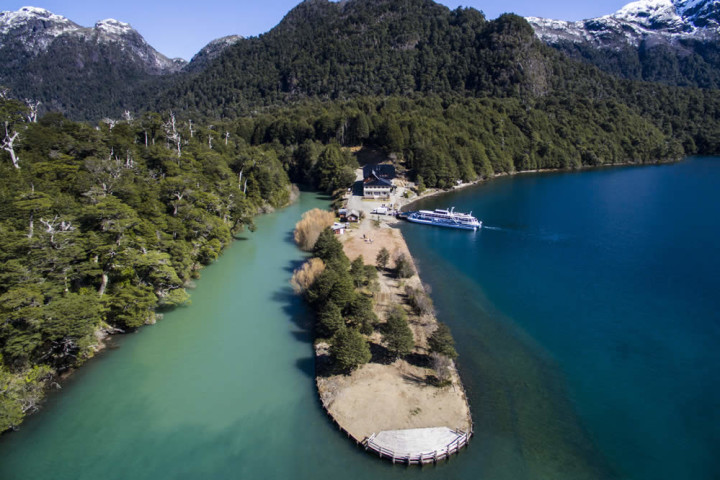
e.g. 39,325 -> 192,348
295,228 -> 380,371
0,99 -> 294,431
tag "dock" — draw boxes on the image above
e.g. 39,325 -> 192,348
364,427 -> 470,465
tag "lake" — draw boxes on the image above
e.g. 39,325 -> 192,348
1,158 -> 718,479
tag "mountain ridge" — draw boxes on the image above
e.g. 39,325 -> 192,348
0,6 -> 187,119
527,0 -> 720,87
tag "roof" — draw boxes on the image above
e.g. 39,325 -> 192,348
364,175 -> 393,187
363,164 -> 395,180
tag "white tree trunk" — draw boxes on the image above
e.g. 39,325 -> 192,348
25,99 -> 41,123
2,124 -> 20,169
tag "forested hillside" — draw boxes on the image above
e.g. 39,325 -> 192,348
156,0 -> 553,116
0,98 -> 291,431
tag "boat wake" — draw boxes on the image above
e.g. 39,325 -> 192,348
483,225 -> 568,243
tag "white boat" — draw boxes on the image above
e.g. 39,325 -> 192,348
405,207 -> 481,231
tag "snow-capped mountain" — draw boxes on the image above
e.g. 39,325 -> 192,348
0,6 -> 191,119
0,6 -> 185,74
528,0 -> 720,48
186,35 -> 243,72
527,0 -> 720,88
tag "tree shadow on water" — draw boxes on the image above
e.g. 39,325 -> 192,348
295,356 -> 315,379
284,258 -> 306,274
283,229 -> 296,246
271,286 -> 314,332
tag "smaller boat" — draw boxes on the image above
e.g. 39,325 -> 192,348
405,207 -> 481,231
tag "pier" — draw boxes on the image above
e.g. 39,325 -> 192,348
364,427 -> 471,465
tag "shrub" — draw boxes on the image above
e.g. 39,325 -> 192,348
428,322 -> 458,359
405,286 -> 433,315
376,247 -> 390,269
394,253 -> 414,279
291,258 -> 326,294
430,352 -> 453,387
294,208 -> 335,251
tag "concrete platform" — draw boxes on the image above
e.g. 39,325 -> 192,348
365,427 -> 469,464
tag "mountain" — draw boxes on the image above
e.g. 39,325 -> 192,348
155,0 -> 561,117
0,6 -> 186,120
527,0 -> 720,87
186,35 -> 243,72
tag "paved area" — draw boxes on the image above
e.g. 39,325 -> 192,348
371,427 -> 464,455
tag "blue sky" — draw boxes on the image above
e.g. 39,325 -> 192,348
3,1 -> 631,60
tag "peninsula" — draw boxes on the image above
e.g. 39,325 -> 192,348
293,166 -> 472,464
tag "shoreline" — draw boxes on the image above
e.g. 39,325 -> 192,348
313,207 -> 473,464
399,157 -> 684,212
1,185 -> 303,436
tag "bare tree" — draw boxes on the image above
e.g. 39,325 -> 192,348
84,152 -> 124,199
2,121 -> 20,169
101,118 -> 117,130
225,131 -> 230,145
38,215 -> 75,248
25,99 -> 41,123
188,119 -> 194,138
163,112 -> 181,158
122,110 -> 133,122
430,352 -> 453,386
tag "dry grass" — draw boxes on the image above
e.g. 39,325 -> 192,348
294,208 -> 336,251
291,258 -> 326,294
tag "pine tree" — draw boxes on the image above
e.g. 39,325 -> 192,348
383,306 -> 414,358
330,328 -> 371,372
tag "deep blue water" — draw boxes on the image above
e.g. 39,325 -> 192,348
401,157 -> 720,480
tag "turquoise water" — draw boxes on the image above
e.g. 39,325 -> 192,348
1,159 -> 717,480
401,157 -> 720,480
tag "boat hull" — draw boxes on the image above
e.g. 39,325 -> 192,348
405,215 -> 480,231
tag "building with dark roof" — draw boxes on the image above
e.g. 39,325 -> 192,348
363,164 -> 395,181
363,165 -> 396,198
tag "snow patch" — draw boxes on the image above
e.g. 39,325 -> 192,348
95,18 -> 133,36
0,5 -> 76,36
528,0 -> 720,47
